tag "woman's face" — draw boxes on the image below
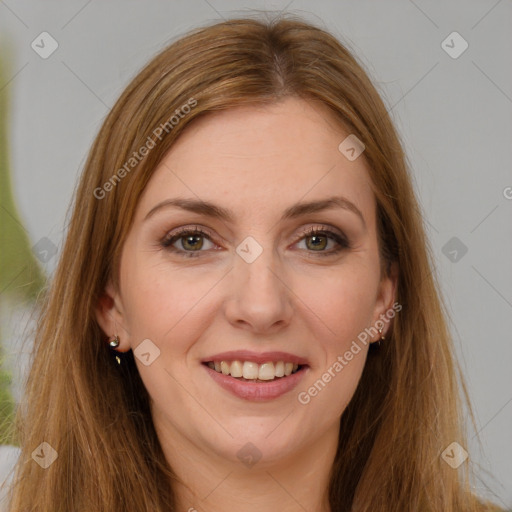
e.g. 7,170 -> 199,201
97,97 -> 396,468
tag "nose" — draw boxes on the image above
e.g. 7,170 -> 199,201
223,245 -> 294,335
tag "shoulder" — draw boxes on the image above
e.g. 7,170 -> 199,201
0,445 -> 21,511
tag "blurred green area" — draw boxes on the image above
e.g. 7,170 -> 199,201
0,48 -> 46,444
0,363 -> 15,445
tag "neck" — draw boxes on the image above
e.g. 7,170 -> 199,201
156,420 -> 338,512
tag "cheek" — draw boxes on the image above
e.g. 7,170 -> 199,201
301,353 -> 366,416
295,260 -> 380,351
120,251 -> 222,348
296,274 -> 375,416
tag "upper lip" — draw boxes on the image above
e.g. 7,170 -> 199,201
202,350 -> 309,366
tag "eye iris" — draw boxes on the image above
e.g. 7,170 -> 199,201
306,234 -> 327,251
182,234 -> 203,251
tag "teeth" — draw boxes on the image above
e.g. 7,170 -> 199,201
207,360 -> 302,380
220,361 -> 230,375
242,361 -> 259,380
230,360 -> 243,378
258,362 -> 275,381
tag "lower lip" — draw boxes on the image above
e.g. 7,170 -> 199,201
203,364 -> 308,402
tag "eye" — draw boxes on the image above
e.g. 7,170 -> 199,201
160,225 -> 350,258
294,226 -> 350,256
160,226 -> 217,258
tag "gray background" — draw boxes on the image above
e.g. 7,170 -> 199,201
0,0 -> 511,507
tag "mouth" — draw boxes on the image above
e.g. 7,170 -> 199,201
203,360 -> 304,382
201,352 -> 309,401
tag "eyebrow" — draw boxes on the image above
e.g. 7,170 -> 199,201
144,195 -> 366,229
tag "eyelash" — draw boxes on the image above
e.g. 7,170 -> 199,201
160,225 -> 351,258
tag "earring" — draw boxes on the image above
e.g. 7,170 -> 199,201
375,328 -> 385,348
108,335 -> 122,365
109,335 -> 120,348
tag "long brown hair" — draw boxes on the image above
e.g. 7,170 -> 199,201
6,15 -> 502,511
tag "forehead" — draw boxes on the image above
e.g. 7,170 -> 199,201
135,97 -> 376,227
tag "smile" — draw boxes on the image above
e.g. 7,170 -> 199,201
201,350 -> 309,400
206,360 -> 302,381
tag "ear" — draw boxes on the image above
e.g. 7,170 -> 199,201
95,280 -> 131,352
371,261 -> 399,341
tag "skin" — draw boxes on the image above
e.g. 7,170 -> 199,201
96,97 -> 397,512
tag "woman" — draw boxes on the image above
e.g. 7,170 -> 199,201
5,16 -> 503,512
